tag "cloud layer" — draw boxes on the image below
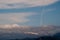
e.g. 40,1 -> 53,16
0,12 -> 35,24
0,0 -> 59,9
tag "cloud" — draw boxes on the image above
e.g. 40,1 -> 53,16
0,12 -> 36,24
24,32 -> 39,35
0,0 -> 59,9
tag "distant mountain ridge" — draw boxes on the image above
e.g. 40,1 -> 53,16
0,24 -> 60,39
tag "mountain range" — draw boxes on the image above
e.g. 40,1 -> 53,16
0,24 -> 60,39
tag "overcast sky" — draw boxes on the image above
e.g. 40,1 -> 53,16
0,0 -> 60,26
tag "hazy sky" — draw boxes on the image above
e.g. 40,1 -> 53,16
0,0 -> 60,26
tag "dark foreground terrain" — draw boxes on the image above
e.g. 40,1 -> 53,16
1,32 -> 60,40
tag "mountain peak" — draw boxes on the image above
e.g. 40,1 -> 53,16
0,24 -> 20,29
0,24 -> 30,29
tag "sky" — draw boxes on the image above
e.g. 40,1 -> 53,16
0,0 -> 60,26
